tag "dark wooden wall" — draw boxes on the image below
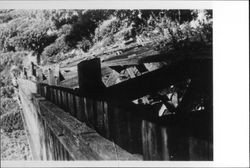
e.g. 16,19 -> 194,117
33,57 -> 213,161
37,80 -> 213,160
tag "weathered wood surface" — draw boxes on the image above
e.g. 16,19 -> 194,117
19,79 -> 141,160
77,58 -> 105,96
59,75 -> 79,88
34,54 -> 212,160
32,93 -> 141,160
58,47 -> 211,88
105,59 -> 211,101
38,70 -> 213,160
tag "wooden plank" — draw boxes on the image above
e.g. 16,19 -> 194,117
96,100 -> 105,135
142,120 -> 149,160
103,101 -> 110,138
43,85 -> 47,98
60,90 -> 66,111
68,92 -> 76,117
103,70 -> 120,87
66,92 -> 72,114
110,107 -> 130,153
48,68 -> 55,85
101,66 -> 113,77
83,98 -> 89,124
126,110 -> 142,155
188,136 -> 213,160
58,89 -> 63,108
37,83 -> 41,95
126,111 -> 133,152
46,85 -> 50,100
85,98 -> 95,128
126,67 -> 136,78
54,88 -> 58,105
58,140 -> 63,160
75,95 -> 86,122
63,90 -> 69,112
39,99 -> 95,136
51,131 -> 56,160
36,68 -> 43,82
140,47 -> 212,63
161,127 -> 170,160
141,120 -> 162,160
59,75 -> 79,88
50,87 -> 54,103
103,46 -> 151,62
105,59 -> 211,101
78,133 -> 141,160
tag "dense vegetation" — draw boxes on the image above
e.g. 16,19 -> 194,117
0,9 -> 212,65
0,9 -> 212,160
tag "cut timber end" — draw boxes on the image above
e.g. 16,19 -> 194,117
77,58 -> 105,97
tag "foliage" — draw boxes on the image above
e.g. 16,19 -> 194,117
89,9 -> 212,50
0,110 -> 24,132
0,51 -> 27,72
94,17 -> 121,42
8,20 -> 57,54
76,37 -> 92,51
42,35 -> 70,58
1,129 -> 31,160
0,86 -> 15,99
0,9 -> 212,64
0,10 -> 56,52
50,9 -> 80,29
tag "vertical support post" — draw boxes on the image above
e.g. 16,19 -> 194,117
77,58 -> 104,97
31,62 -> 36,77
36,68 -> 43,82
48,68 -> 55,86
54,64 -> 60,86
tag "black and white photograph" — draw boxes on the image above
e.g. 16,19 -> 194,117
0,0 -> 249,167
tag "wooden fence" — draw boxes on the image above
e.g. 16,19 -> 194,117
31,55 -> 213,160
37,81 -> 213,160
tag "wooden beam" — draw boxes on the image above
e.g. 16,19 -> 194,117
77,58 -> 106,97
104,59 -> 212,101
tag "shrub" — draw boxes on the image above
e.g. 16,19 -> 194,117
0,98 -> 18,115
0,51 -> 27,72
0,86 -> 15,98
0,110 -> 24,132
76,37 -> 92,52
94,16 -> 121,42
42,35 -> 70,58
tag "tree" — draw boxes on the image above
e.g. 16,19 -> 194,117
7,19 -> 57,64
